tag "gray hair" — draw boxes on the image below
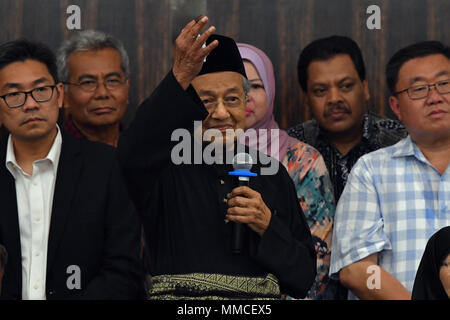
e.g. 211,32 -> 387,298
56,29 -> 130,83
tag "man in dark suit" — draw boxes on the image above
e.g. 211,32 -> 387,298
0,244 -> 6,295
0,39 -> 142,300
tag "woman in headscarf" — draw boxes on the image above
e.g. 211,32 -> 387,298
412,226 -> 450,300
237,43 -> 336,300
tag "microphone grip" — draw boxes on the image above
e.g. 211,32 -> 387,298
232,178 -> 249,254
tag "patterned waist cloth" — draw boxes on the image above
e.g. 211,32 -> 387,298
148,273 -> 281,300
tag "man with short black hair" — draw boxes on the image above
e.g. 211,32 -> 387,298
330,40 -> 450,300
288,35 -> 407,202
0,39 -> 142,300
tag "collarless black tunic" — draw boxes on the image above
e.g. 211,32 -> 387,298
118,71 -> 316,298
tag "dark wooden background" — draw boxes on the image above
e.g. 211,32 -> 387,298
0,0 -> 448,128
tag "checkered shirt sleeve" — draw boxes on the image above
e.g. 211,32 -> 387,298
330,154 -> 392,276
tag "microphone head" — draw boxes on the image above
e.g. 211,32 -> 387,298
232,153 -> 253,171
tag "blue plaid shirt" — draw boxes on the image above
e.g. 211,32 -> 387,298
330,135 -> 450,298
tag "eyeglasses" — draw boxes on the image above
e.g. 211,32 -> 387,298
201,95 -> 246,111
395,79 -> 450,100
64,78 -> 127,92
0,85 -> 56,108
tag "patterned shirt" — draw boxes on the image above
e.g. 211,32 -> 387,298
287,111 -> 407,201
62,115 -> 124,140
283,141 -> 336,299
330,136 -> 450,299
62,115 -> 85,139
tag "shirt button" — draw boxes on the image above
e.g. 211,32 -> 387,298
34,284 -> 39,290
35,217 -> 41,222
32,181 -> 37,186
35,252 -> 40,257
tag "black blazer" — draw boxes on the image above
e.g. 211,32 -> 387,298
0,132 -> 142,300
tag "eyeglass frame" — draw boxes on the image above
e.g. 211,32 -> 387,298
63,77 -> 128,93
0,85 -> 57,108
394,79 -> 450,100
201,94 -> 248,112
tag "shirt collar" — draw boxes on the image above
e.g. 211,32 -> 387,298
6,125 -> 62,178
63,114 -> 124,139
63,115 -> 85,139
391,135 -> 429,163
361,112 -> 372,141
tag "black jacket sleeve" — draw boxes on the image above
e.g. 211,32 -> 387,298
75,157 -> 143,299
118,70 -> 208,211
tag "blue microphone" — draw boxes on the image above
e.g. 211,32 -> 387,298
228,153 -> 257,254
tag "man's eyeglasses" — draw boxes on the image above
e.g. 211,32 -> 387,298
395,79 -> 450,100
64,78 -> 127,92
201,96 -> 245,111
0,85 -> 56,108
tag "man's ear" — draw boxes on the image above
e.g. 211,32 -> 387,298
126,79 -> 130,105
363,80 -> 370,101
302,89 -> 310,109
388,95 -> 402,121
56,83 -> 65,110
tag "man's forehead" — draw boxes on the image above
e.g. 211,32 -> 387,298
68,48 -> 123,75
307,54 -> 360,83
193,71 -> 243,90
397,54 -> 450,84
68,47 -> 121,60
0,60 -> 53,87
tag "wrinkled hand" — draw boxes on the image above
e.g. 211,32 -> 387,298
172,16 -> 218,90
226,186 -> 272,236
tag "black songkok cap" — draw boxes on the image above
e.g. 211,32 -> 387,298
198,34 -> 247,78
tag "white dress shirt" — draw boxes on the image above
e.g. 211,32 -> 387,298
5,128 -> 62,300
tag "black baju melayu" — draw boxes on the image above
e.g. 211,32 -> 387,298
118,71 -> 316,299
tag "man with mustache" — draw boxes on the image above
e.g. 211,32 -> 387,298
288,36 -> 407,203
0,39 -> 142,299
330,40 -> 450,300
118,17 -> 316,299
287,36 -> 407,300
57,30 -> 129,147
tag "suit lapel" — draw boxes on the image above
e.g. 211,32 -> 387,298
0,138 -> 22,297
46,133 -> 82,274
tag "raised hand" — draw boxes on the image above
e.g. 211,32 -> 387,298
172,16 -> 219,90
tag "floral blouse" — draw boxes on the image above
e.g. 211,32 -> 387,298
283,141 -> 336,299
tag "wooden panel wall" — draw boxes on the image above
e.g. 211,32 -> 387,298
0,0 -> 448,128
